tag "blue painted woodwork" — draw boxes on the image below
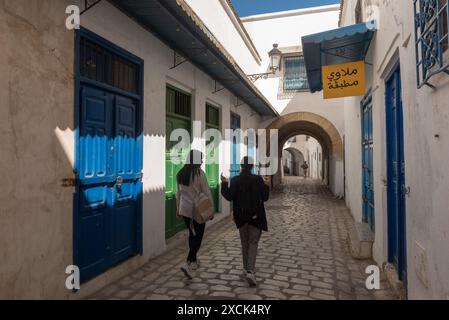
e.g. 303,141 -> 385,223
246,129 -> 257,174
386,65 -> 407,284
230,113 -> 241,178
361,92 -> 375,231
302,21 -> 377,92
74,29 -> 143,283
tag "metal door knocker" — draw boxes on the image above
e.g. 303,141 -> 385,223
116,176 -> 123,188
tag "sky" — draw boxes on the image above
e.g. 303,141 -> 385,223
230,0 -> 340,17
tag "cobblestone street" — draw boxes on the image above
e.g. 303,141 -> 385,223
91,177 -> 397,300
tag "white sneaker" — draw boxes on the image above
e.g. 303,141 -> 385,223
246,272 -> 257,286
190,260 -> 200,270
180,262 -> 193,280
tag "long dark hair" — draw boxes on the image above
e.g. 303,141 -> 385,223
176,150 -> 203,186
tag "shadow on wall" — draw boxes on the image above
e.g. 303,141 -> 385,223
0,0 -> 81,298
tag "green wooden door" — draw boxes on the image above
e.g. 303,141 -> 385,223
206,104 -> 220,212
165,86 -> 191,239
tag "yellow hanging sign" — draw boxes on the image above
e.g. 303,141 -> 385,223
322,60 -> 365,99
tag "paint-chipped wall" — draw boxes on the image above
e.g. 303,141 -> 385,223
0,0 -> 75,299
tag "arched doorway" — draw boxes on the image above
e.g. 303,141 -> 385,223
282,147 -> 305,177
266,112 -> 344,196
284,136 -> 322,179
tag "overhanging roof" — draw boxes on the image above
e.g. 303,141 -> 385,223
301,21 -> 377,93
108,0 -> 278,117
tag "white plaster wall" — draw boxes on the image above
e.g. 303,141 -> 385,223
242,5 -> 341,114
0,0 -> 267,299
0,0 -> 75,299
343,96 -> 363,223
341,0 -> 449,299
184,0 -> 261,74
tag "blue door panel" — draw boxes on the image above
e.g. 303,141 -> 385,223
361,93 -> 375,230
77,85 -> 141,283
80,88 -> 114,183
247,130 -> 257,174
79,209 -> 107,273
79,185 -> 108,212
230,113 -> 241,178
112,201 -> 136,262
115,97 -> 138,179
386,65 -> 407,283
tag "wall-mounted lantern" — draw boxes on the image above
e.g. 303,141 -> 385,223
248,44 -> 282,82
268,44 -> 282,72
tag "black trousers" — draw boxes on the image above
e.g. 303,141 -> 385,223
183,217 -> 206,263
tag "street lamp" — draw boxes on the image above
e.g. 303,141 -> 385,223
248,44 -> 282,82
268,44 -> 282,72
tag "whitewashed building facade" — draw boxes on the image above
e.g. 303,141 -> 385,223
340,0 -> 449,299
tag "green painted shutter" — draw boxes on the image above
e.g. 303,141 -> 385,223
165,86 -> 192,238
205,104 -> 220,212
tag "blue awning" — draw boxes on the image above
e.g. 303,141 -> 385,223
301,21 -> 377,93
108,0 -> 278,117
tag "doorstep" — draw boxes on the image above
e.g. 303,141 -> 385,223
347,222 -> 374,260
383,263 -> 407,300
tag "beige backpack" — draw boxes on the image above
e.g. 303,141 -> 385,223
192,185 -> 214,224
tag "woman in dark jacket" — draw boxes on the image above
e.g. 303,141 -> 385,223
221,156 -> 269,286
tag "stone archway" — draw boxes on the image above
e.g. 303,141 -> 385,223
283,147 -> 305,176
266,112 -> 344,196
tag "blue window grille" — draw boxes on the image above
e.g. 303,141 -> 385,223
283,56 -> 310,91
414,0 -> 449,88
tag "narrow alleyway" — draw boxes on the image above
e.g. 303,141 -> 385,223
91,177 -> 397,300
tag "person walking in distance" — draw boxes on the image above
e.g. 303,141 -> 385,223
220,157 -> 270,286
176,150 -> 213,280
301,161 -> 309,178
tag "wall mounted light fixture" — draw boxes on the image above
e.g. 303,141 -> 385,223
248,44 -> 282,82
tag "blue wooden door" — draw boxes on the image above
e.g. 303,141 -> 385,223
77,87 -> 142,282
361,93 -> 375,231
230,113 -> 241,178
386,65 -> 407,283
75,31 -> 143,283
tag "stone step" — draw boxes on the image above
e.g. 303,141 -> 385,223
347,222 -> 374,260
383,263 -> 406,300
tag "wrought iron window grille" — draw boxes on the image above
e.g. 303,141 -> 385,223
414,0 -> 449,89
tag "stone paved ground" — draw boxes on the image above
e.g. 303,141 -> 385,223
91,177 -> 397,300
